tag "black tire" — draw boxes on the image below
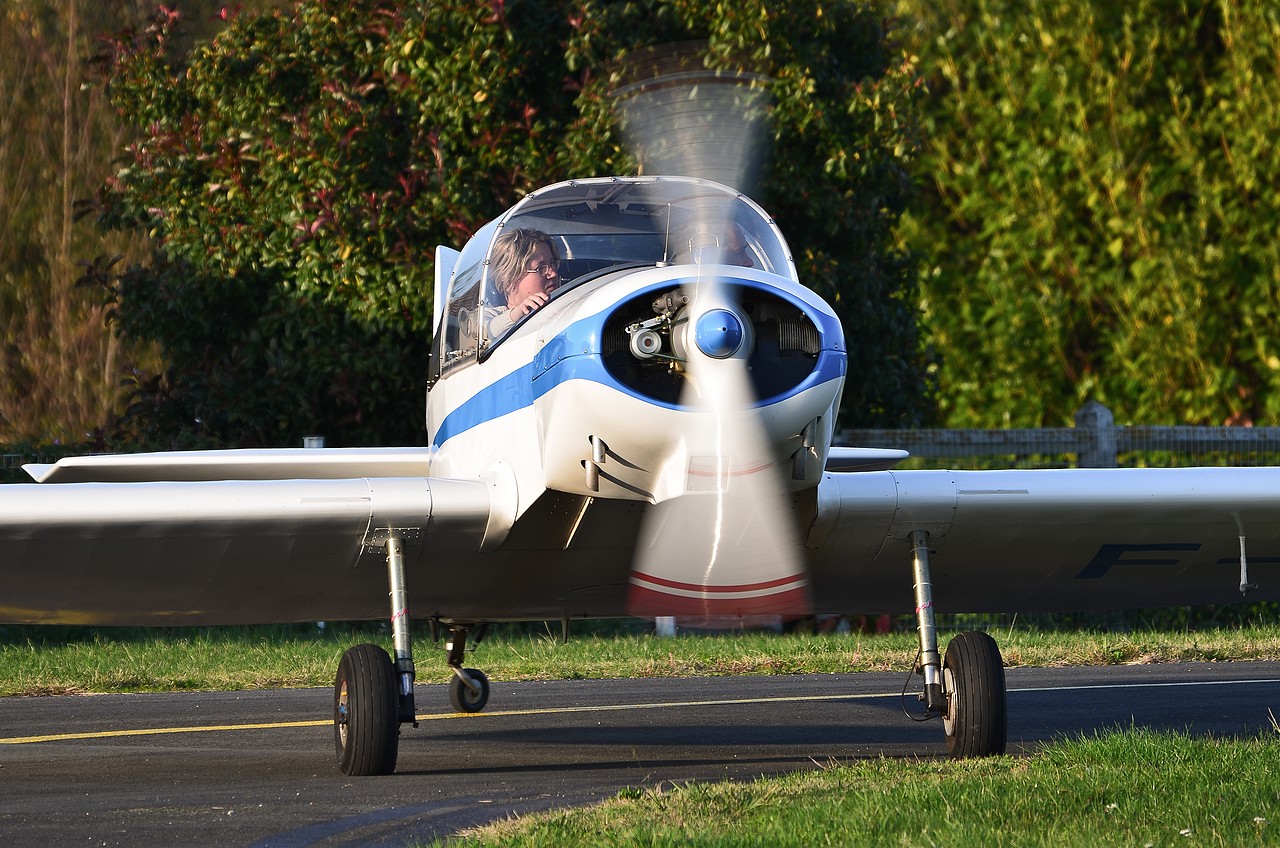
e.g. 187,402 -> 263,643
334,644 -> 400,776
942,631 -> 1007,757
448,668 -> 490,713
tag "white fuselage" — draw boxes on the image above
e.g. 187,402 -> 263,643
425,262 -> 846,529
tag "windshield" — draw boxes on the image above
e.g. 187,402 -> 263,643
476,176 -> 795,347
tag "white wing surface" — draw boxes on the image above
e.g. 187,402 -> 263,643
8,451 -> 1280,626
807,466 -> 1280,613
0,453 -> 493,625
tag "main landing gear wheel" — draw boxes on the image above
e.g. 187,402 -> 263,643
942,631 -> 1007,758
448,668 -> 490,713
334,643 -> 400,776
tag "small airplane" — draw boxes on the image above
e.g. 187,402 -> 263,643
2,174 -> 1278,777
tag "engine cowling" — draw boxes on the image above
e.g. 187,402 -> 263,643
535,274 -> 846,502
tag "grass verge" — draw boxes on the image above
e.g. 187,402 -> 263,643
2,621 -> 1279,696
445,727 -> 1280,847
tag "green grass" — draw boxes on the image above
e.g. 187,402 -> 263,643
445,728 -> 1280,847
2,621 -> 1279,696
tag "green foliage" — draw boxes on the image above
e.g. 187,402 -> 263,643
86,252 -> 426,447
95,1 -> 439,446
900,0 -> 1280,428
89,0 -> 931,446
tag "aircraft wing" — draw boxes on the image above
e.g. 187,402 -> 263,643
807,466 -> 1280,614
0,453 -> 494,625
8,449 -> 1280,626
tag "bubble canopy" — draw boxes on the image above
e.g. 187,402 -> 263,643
434,177 -> 798,370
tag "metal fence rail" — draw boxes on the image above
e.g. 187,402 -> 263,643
8,400 -> 1280,479
838,401 -> 1280,469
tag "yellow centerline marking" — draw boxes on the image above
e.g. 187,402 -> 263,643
2,719 -> 331,745
0,691 -> 898,746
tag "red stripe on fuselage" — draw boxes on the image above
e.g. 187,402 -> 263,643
630,571 -> 806,594
625,579 -> 810,617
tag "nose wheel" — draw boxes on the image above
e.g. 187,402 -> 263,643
444,625 -> 491,713
449,667 -> 491,712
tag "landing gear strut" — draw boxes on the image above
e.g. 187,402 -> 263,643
334,535 -> 417,776
909,529 -> 1007,757
332,533 -> 498,775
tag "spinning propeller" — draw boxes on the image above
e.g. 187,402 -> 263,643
612,46 -> 812,620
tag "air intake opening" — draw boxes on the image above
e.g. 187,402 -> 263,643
601,285 -> 823,405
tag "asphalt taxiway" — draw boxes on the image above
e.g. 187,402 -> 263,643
2,662 -> 1278,846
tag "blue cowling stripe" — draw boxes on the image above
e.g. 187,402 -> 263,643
431,345 -> 845,449
431,284 -> 847,449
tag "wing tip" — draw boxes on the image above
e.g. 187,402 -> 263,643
21,463 -> 56,483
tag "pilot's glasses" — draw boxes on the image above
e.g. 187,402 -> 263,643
523,261 -> 560,278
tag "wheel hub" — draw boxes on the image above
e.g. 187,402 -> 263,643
336,681 -> 350,746
940,665 -> 957,735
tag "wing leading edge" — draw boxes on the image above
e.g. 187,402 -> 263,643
0,475 -> 491,626
23,446 -> 434,483
823,446 -> 909,473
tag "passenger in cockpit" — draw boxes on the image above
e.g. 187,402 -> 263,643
722,222 -> 755,268
486,227 -> 561,337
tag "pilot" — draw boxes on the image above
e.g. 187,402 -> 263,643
486,227 -> 561,336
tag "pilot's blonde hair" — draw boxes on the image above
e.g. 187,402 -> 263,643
490,228 -> 559,302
